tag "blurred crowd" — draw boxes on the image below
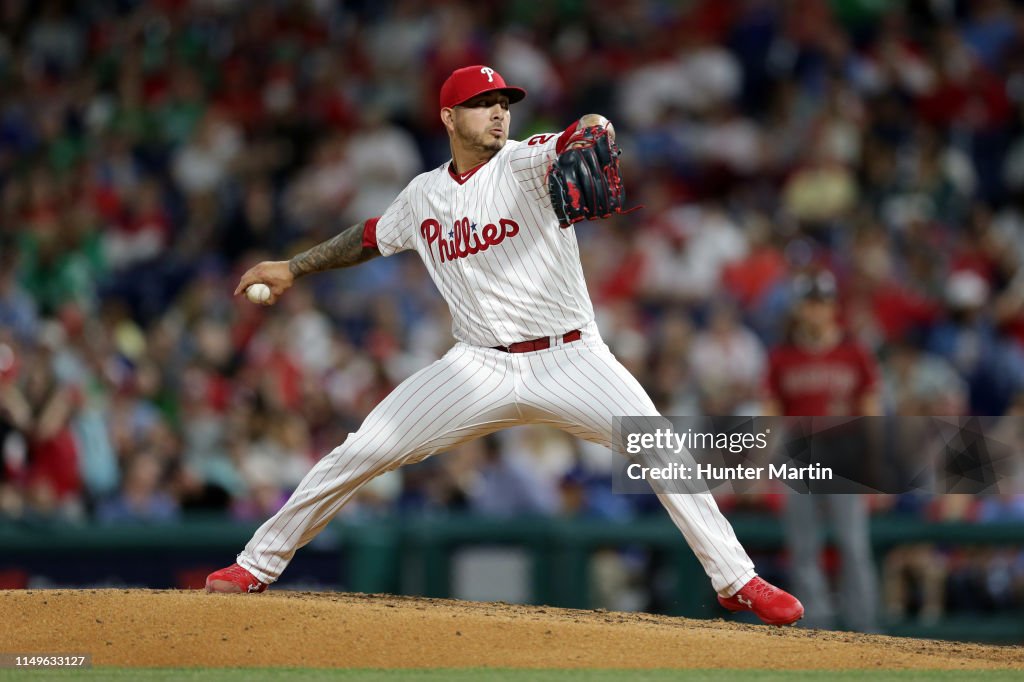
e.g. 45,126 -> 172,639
3,0 -> 1024,618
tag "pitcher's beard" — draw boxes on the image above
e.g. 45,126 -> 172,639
456,128 -> 505,157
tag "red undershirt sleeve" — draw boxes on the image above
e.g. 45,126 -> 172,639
555,121 -> 581,155
362,217 -> 380,249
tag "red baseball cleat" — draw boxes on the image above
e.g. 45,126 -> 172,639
205,563 -> 268,594
718,576 -> 803,625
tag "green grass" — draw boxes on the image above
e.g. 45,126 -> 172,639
1,670 -> 1022,682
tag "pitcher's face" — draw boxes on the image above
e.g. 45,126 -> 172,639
447,92 -> 511,155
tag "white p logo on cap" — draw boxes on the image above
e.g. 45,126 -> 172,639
480,67 -> 495,82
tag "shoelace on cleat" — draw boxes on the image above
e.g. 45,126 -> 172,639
224,565 -> 251,581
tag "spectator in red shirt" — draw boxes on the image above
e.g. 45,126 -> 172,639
764,271 -> 880,632
0,346 -> 82,519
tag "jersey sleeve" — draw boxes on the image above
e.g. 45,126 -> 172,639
507,121 -> 580,201
371,187 -> 414,257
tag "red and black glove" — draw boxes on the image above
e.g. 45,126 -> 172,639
547,125 -> 635,228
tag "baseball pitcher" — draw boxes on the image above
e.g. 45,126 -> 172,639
207,65 -> 803,626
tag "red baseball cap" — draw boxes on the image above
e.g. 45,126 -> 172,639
439,65 -> 527,110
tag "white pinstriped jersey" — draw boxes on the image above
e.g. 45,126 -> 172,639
374,132 -> 594,348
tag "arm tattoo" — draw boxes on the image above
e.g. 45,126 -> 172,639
288,223 -> 380,278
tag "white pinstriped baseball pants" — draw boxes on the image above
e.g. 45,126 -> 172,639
237,322 -> 756,596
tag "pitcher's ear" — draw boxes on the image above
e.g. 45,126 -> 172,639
440,107 -> 455,131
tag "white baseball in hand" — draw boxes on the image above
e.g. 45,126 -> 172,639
245,283 -> 272,305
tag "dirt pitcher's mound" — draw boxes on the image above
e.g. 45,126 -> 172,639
2,589 -> 1023,670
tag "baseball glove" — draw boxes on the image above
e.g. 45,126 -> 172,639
547,124 -> 635,228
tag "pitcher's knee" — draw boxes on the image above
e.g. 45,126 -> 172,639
322,434 -> 410,476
